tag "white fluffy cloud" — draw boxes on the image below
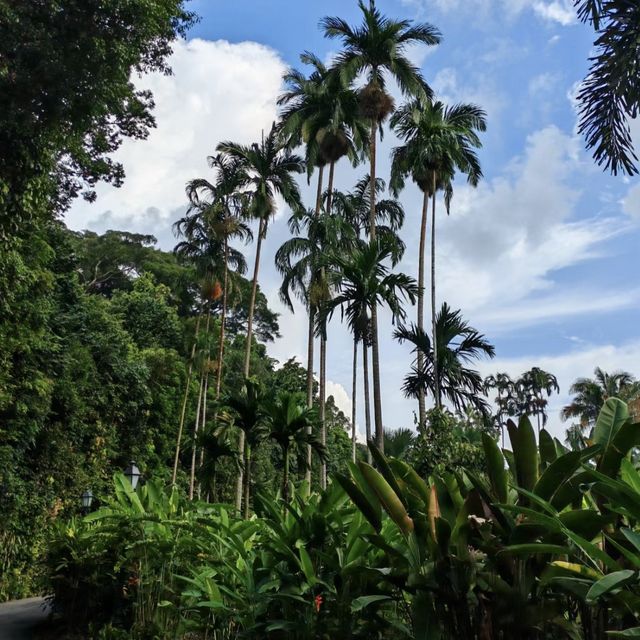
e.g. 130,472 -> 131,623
66,38 -> 287,231
403,0 -> 576,25
478,340 -> 640,440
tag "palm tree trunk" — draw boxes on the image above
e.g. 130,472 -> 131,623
363,342 -> 373,464
320,335 -> 327,490
305,308 -> 315,484
196,372 -> 209,500
215,240 -> 230,398
172,311 -> 202,484
318,161 -> 336,490
243,442 -> 251,520
189,371 -> 205,500
235,217 -> 266,515
431,172 -> 441,409
351,338 -> 358,462
417,189 -> 429,428
368,118 -> 384,452
305,165 -> 324,487
282,446 -> 290,501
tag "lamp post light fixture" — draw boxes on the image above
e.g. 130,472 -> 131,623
124,461 -> 141,490
81,489 -> 94,513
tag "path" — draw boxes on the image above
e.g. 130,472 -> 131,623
0,597 -> 50,639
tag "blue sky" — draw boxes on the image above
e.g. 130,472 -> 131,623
66,0 -> 640,440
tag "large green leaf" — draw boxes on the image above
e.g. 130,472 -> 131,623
599,419 -> 640,477
351,595 -> 392,612
369,443 -> 406,505
593,398 -> 629,449
539,429 -> 557,467
334,472 -> 381,531
585,569 -> 636,603
389,458 -> 430,507
508,416 -> 538,492
608,628 -> 640,638
534,451 -> 582,502
359,462 -> 414,535
482,433 -> 507,503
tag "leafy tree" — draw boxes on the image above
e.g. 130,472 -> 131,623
320,236 -> 418,450
217,125 -> 304,512
322,0 -> 440,444
0,0 -> 196,234
391,99 -> 486,415
264,392 -> 324,500
396,303 -> 495,414
574,0 -> 640,175
514,367 -> 559,433
383,427 -> 416,460
561,366 -> 638,437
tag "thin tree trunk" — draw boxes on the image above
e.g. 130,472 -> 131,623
363,342 -> 373,464
305,309 -> 315,486
431,172 -> 441,408
282,447 -> 290,501
235,217 -> 266,515
189,371 -> 205,500
320,335 -> 327,490
368,118 -> 384,452
304,165 -> 324,487
172,312 -> 202,484
351,339 -> 358,462
215,240 -> 230,398
243,443 -> 251,520
196,372 -> 209,500
318,161 -> 336,490
417,189 -> 429,428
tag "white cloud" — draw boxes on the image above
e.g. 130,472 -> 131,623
404,0 -> 576,25
478,340 -> 640,440
65,38 -> 287,231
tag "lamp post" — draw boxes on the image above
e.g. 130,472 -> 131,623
124,461 -> 141,490
81,489 -> 93,514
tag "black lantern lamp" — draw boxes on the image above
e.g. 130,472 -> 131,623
124,461 -> 141,490
81,489 -> 94,513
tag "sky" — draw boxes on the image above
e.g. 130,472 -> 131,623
65,0 -> 640,441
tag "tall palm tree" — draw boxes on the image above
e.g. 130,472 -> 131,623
171,170 -> 250,496
561,367 -> 638,432
322,0 -> 441,443
217,125 -> 304,513
279,53 -> 368,486
225,378 -> 268,519
263,391 -> 325,501
331,176 -> 405,459
484,372 -> 517,446
319,236 -> 418,450
391,99 -> 486,416
396,303 -> 495,415
516,367 -> 559,434
275,208 -> 356,486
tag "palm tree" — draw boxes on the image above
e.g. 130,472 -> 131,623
331,176 -> 405,459
171,167 -> 251,496
217,125 -> 304,513
263,391 -> 325,501
516,367 -> 559,434
319,236 -> 418,451
396,303 -> 495,415
322,0 -> 441,442
383,427 -> 416,459
279,53 -> 368,487
484,372 -> 517,446
275,208 -> 356,486
225,378 -> 268,519
561,367 -> 638,432
197,424 -> 240,502
391,99 -> 486,416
